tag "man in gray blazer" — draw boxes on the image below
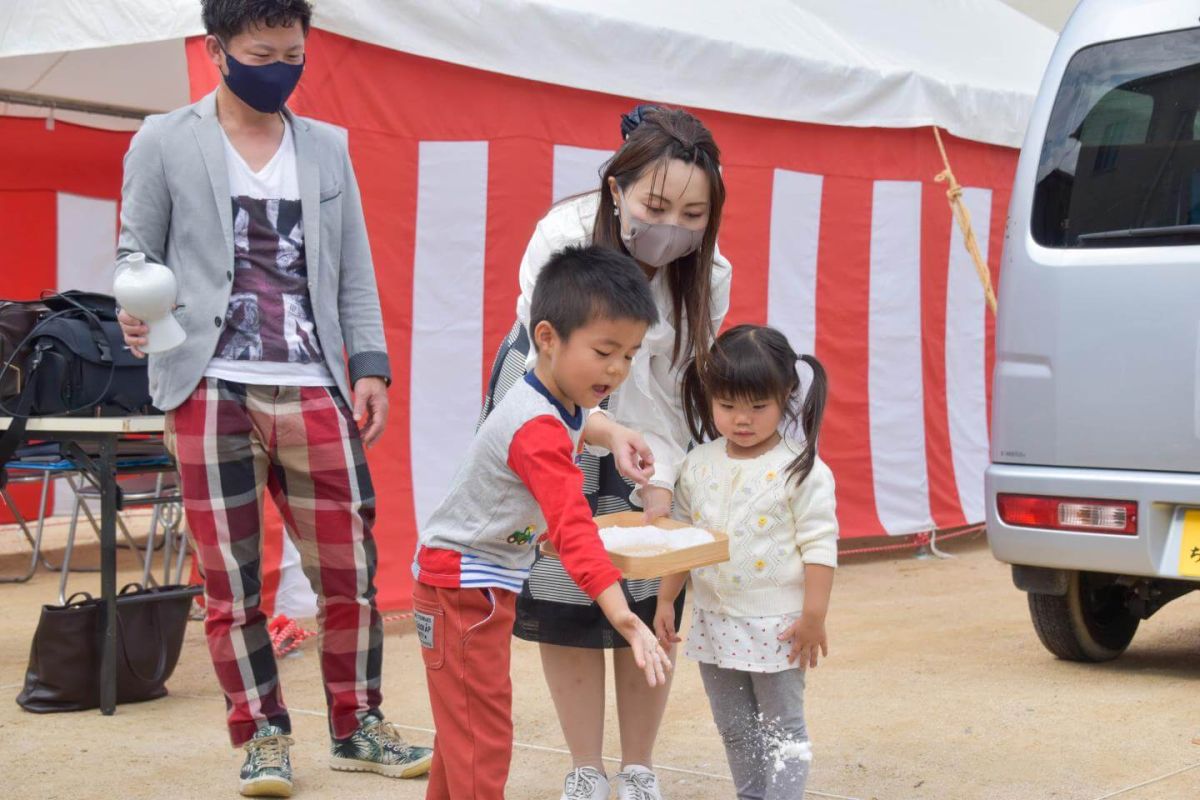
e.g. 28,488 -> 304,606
115,2 -> 431,796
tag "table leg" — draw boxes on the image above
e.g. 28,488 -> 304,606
98,436 -> 118,716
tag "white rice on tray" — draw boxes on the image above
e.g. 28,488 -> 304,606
598,525 -> 713,556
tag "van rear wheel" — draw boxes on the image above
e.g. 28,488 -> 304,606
1027,571 -> 1139,662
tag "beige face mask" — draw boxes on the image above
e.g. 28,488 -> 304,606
616,187 -> 704,268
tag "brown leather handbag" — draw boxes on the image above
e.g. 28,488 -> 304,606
15,583 -> 201,713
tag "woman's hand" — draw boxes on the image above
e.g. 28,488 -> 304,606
640,485 -> 673,524
780,613 -> 828,669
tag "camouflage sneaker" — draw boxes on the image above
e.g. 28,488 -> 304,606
239,725 -> 294,798
330,713 -> 434,778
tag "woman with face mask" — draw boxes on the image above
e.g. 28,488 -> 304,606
478,106 -> 730,800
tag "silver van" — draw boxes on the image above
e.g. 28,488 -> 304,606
987,0 -> 1200,662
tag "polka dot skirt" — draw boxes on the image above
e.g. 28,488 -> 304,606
684,607 -> 800,673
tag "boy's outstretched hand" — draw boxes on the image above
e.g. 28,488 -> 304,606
582,415 -> 669,521
780,613 -> 828,670
603,421 -> 656,487
614,610 -> 672,687
597,583 -> 671,686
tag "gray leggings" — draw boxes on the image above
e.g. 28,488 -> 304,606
698,662 -> 810,800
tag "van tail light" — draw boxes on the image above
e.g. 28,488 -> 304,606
997,494 -> 1137,535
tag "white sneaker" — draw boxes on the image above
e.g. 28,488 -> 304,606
616,765 -> 663,800
561,766 -> 610,800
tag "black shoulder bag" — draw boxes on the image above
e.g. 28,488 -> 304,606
0,292 -> 156,476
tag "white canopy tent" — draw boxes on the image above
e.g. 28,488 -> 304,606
0,0 -> 1057,145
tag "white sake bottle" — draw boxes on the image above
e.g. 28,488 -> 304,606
113,252 -> 186,354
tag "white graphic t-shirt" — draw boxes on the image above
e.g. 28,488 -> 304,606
204,121 -> 335,386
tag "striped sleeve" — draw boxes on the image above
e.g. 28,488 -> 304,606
507,415 -> 622,599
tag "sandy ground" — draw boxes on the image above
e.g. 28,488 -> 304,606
1,525 -> 1199,800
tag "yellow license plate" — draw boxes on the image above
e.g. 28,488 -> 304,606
1177,510 -> 1200,578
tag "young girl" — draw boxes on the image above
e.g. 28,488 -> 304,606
655,324 -> 837,800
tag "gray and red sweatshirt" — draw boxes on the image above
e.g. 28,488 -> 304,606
412,373 -> 622,599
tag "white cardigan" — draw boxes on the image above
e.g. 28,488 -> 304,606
516,192 -> 732,492
674,438 -> 839,618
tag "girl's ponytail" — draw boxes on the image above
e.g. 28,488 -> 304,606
786,354 -> 828,485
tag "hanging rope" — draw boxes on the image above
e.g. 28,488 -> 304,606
932,126 -> 998,314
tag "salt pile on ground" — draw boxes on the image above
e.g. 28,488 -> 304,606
598,525 -> 712,556
771,739 -> 813,772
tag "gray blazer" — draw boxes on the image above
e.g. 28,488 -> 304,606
116,90 -> 390,411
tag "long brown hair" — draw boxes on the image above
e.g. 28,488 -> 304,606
591,107 -> 725,367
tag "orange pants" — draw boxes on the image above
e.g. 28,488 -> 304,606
413,582 -> 518,800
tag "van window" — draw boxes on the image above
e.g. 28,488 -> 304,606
1033,27 -> 1200,247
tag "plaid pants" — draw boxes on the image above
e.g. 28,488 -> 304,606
168,378 -> 383,746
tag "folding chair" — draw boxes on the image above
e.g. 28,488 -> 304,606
57,456 -> 189,604
0,465 -> 56,583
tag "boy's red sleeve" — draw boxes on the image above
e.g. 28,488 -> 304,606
507,416 -> 622,600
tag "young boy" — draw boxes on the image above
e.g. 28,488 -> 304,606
412,245 -> 672,800
116,1 -> 430,796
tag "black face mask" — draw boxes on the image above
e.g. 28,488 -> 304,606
220,45 -> 304,114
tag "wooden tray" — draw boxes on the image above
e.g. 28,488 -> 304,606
540,510 -> 729,580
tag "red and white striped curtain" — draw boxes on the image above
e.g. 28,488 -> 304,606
0,118 -> 127,522
0,27 -> 1014,609
225,29 -> 1015,608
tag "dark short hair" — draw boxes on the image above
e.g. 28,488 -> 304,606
530,245 -> 659,348
201,0 -> 313,41
681,324 -> 829,485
